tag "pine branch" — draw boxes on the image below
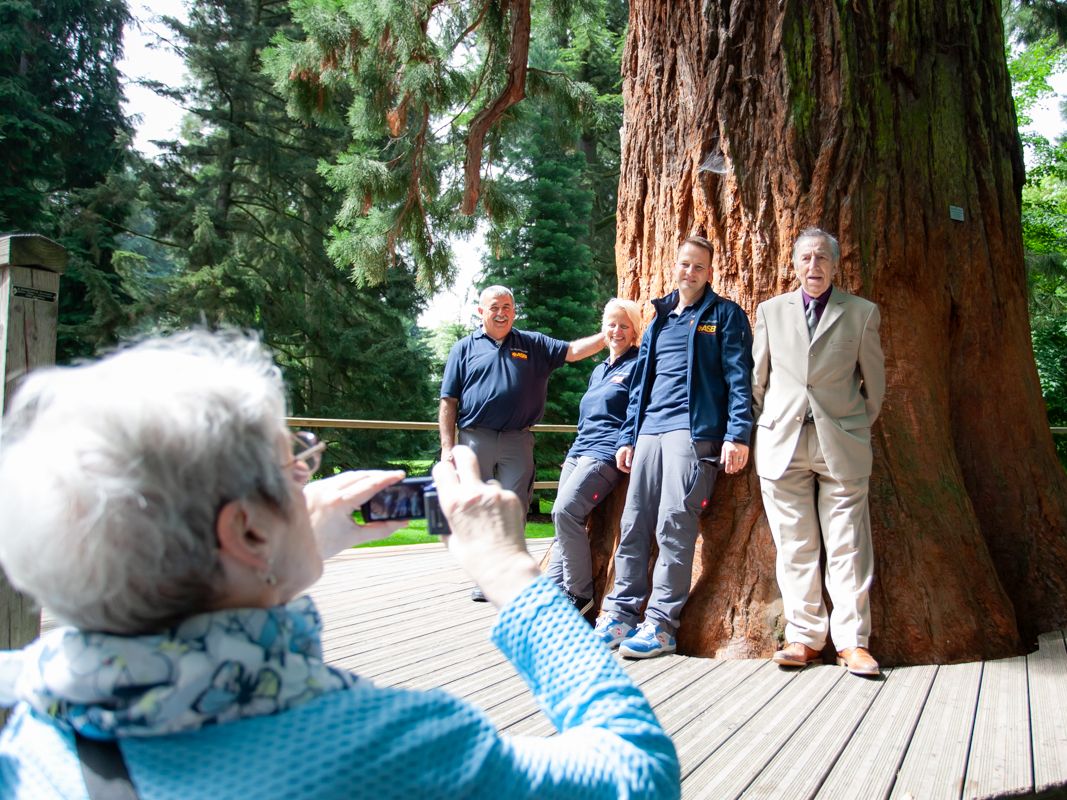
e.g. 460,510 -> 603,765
98,219 -> 183,249
453,0 -> 492,48
461,0 -> 532,215
389,103 -> 433,259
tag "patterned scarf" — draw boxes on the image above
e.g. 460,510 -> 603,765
0,596 -> 356,738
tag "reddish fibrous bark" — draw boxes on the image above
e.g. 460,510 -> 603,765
599,0 -> 1067,665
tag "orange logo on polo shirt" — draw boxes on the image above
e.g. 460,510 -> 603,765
510,350 -> 529,360
696,323 -> 717,334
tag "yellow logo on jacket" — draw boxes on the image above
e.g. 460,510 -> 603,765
696,324 -> 717,334
510,350 -> 528,360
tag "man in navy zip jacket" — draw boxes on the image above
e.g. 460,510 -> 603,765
594,236 -> 754,658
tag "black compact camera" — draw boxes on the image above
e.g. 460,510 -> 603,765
361,476 -> 451,536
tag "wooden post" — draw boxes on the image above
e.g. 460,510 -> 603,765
0,233 -> 66,665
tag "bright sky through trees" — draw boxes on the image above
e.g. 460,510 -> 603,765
120,0 -> 187,157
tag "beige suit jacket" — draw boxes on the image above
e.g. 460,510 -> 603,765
752,287 -> 885,481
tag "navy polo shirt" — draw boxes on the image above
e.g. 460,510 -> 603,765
441,327 -> 570,430
640,302 -> 701,435
568,347 -> 640,463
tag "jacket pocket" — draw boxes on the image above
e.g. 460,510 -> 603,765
839,413 -> 870,431
683,443 -> 721,512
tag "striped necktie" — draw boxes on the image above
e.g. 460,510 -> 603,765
806,298 -> 819,339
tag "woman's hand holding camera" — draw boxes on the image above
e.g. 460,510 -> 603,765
305,470 -> 408,558
432,446 -> 540,608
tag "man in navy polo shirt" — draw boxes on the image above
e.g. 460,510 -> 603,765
440,285 -> 607,600
595,236 -> 754,658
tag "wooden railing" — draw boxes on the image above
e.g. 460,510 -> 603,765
287,417 -> 1067,490
286,417 -> 579,490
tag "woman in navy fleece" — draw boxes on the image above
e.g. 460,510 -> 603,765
545,299 -> 643,622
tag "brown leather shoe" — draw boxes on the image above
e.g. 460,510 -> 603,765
772,642 -> 821,668
837,647 -> 880,676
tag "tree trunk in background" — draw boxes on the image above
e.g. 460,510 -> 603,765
601,0 -> 1067,664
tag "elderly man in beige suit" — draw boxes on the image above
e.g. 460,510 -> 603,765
752,227 -> 886,676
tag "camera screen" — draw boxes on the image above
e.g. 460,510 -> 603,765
364,482 -> 426,520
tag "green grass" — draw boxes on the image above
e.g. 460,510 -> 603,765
358,517 -> 555,547
385,459 -> 435,476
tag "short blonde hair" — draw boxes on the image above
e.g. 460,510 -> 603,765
603,298 -> 645,342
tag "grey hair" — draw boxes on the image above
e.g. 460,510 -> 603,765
0,329 -> 294,634
478,285 -> 514,305
793,227 -> 840,264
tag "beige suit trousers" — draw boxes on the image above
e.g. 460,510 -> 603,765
760,423 -> 873,651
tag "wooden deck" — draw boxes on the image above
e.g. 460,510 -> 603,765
310,540 -> 1067,800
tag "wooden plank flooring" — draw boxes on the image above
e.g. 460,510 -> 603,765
313,542 -> 1067,799
1031,631 -> 1067,794
34,540 -> 1067,798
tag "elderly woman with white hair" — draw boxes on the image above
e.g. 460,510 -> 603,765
0,330 -> 678,800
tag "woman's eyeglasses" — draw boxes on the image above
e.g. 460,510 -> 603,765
287,431 -> 326,476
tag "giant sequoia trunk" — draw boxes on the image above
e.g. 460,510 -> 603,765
599,0 -> 1067,664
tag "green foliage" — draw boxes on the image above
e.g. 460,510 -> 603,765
482,161 -> 598,471
482,129 -> 600,409
1008,35 -> 1067,127
539,0 -> 626,293
0,0 -> 137,360
478,7 -> 624,472
0,0 -> 131,229
1005,0 -> 1067,47
421,321 -> 468,386
259,0 -> 625,474
1006,2 -> 1067,466
1028,250 -> 1067,464
264,0 -> 613,289
472,1 -> 624,477
134,0 -> 436,469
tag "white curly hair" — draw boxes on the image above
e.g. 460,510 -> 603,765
0,329 -> 294,634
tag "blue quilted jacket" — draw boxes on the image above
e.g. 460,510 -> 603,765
0,577 -> 679,799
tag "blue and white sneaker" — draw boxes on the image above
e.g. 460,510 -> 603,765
619,620 -> 676,659
594,616 -> 636,649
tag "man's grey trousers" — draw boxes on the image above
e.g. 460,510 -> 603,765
601,430 -> 721,633
458,427 -> 536,511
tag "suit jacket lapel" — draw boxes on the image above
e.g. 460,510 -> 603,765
812,286 -> 846,346
789,289 -> 808,342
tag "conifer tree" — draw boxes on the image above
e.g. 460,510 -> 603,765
481,110 -> 600,474
0,0 -> 136,360
476,5 -> 624,474
265,0 -> 607,288
139,0 -> 435,468
1005,0 -> 1067,464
